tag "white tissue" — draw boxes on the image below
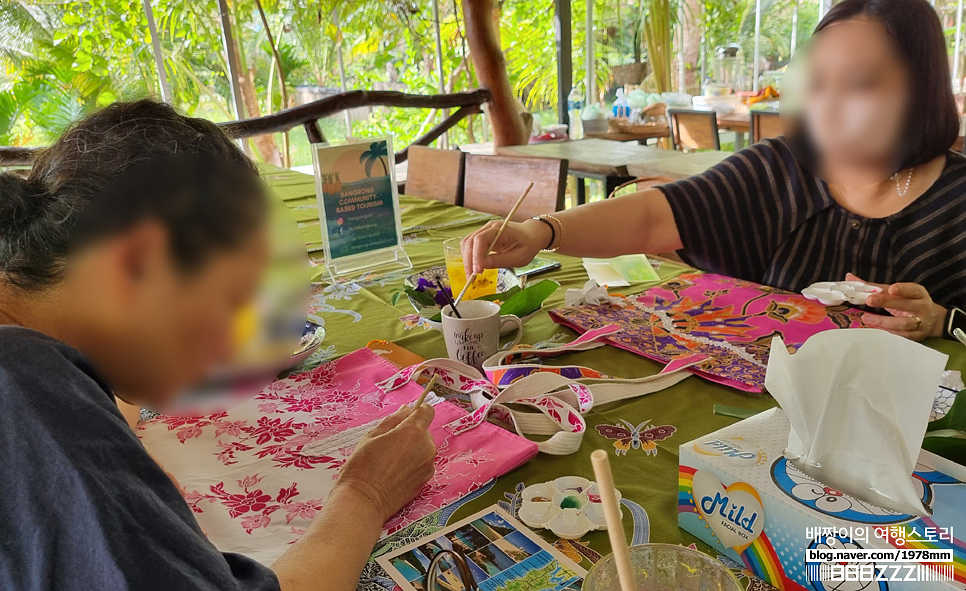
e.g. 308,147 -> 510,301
564,279 -> 623,307
765,329 -> 948,516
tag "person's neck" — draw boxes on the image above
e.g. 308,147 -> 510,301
823,154 -> 946,219
0,285 -> 78,348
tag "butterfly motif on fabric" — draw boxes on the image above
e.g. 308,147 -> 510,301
594,419 -> 676,456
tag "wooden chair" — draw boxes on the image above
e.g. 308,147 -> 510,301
462,154 -> 567,221
403,145 -> 465,205
751,111 -> 783,143
667,108 -> 721,151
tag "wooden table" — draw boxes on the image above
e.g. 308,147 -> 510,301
494,139 -> 717,204
625,149 -> 730,180
584,122 -> 670,145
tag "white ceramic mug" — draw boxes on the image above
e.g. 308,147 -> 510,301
441,300 -> 523,368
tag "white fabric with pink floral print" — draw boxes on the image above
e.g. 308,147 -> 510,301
137,348 -> 538,565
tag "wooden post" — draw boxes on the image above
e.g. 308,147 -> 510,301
554,0 -> 573,127
461,0 -> 531,146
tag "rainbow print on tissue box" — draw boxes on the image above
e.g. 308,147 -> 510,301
678,407 -> 966,590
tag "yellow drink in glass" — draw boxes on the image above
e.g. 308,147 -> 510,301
443,238 -> 498,300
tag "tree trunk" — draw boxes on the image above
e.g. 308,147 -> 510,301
461,0 -> 530,146
679,0 -> 701,94
227,5 -> 280,165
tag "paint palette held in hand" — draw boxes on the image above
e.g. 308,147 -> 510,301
801,280 -> 881,306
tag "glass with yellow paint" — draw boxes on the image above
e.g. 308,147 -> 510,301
443,238 -> 498,300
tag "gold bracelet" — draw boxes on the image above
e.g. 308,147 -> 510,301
538,214 -> 563,252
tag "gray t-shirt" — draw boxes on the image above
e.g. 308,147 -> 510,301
0,326 -> 280,591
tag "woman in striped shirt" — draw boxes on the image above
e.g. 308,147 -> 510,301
462,0 -> 965,342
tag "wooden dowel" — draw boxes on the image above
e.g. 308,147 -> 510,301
454,181 -> 535,305
413,375 -> 439,410
591,449 -> 636,591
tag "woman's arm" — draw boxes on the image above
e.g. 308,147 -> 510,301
460,188 -> 682,275
270,404 -> 437,591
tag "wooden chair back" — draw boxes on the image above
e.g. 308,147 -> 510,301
404,146 -> 465,205
667,109 -> 721,151
462,154 -> 567,221
751,111 -> 783,143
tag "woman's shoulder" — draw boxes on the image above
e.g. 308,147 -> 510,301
0,326 -> 114,410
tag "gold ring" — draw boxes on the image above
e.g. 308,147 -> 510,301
913,316 -> 923,330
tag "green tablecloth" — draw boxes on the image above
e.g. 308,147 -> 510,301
262,164 -> 966,590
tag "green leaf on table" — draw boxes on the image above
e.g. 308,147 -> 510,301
424,281 -> 559,323
499,279 -> 559,317
478,286 -> 521,303
401,285 -> 437,308
923,389 -> 966,465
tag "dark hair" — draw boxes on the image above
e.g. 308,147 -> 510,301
814,0 -> 960,168
0,100 -> 267,291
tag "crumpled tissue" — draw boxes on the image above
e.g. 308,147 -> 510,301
564,279 -> 623,307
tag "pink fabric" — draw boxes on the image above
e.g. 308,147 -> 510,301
137,348 -> 537,565
550,273 -> 865,392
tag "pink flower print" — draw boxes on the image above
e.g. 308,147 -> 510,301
177,424 -> 203,443
241,513 -> 271,533
238,474 -> 264,490
324,389 -> 358,404
276,483 -> 299,504
224,490 -> 273,518
283,394 -> 332,414
568,412 -> 585,433
214,419 -> 249,437
183,489 -> 205,504
161,415 -> 204,430
215,441 -> 252,465
250,417 -> 305,446
258,402 -> 282,414
301,423 -> 326,438
283,499 -> 323,524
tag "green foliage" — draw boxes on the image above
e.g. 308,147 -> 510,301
923,390 -> 966,465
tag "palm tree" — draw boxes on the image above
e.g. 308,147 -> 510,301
359,141 -> 389,177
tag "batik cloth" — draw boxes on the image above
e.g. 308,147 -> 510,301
549,273 -> 864,392
138,348 -> 538,565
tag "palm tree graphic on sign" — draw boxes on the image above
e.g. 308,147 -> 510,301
359,142 -> 389,177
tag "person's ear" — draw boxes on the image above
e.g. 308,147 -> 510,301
104,220 -> 170,300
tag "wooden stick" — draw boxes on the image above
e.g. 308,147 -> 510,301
591,449 -> 636,591
454,181 -> 535,306
413,375 -> 439,410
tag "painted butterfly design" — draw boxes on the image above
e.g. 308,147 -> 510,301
594,419 -> 676,456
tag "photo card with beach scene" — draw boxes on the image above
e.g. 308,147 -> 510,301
377,505 -> 585,591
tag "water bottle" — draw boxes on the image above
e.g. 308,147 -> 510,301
567,85 -> 584,139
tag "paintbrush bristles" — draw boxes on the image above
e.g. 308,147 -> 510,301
413,374 -> 439,410
454,182 -> 535,306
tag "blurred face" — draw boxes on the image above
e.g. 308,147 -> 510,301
799,20 -> 911,174
63,219 -> 270,408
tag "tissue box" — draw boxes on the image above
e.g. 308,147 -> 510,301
678,408 -> 966,590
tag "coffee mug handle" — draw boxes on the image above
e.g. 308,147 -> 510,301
498,315 -> 524,351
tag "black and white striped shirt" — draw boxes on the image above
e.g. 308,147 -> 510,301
660,138 -> 966,309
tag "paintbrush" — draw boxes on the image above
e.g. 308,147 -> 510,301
435,277 -> 462,319
453,181 -> 535,306
413,375 -> 439,409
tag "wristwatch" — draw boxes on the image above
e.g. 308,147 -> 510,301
944,307 -> 966,341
